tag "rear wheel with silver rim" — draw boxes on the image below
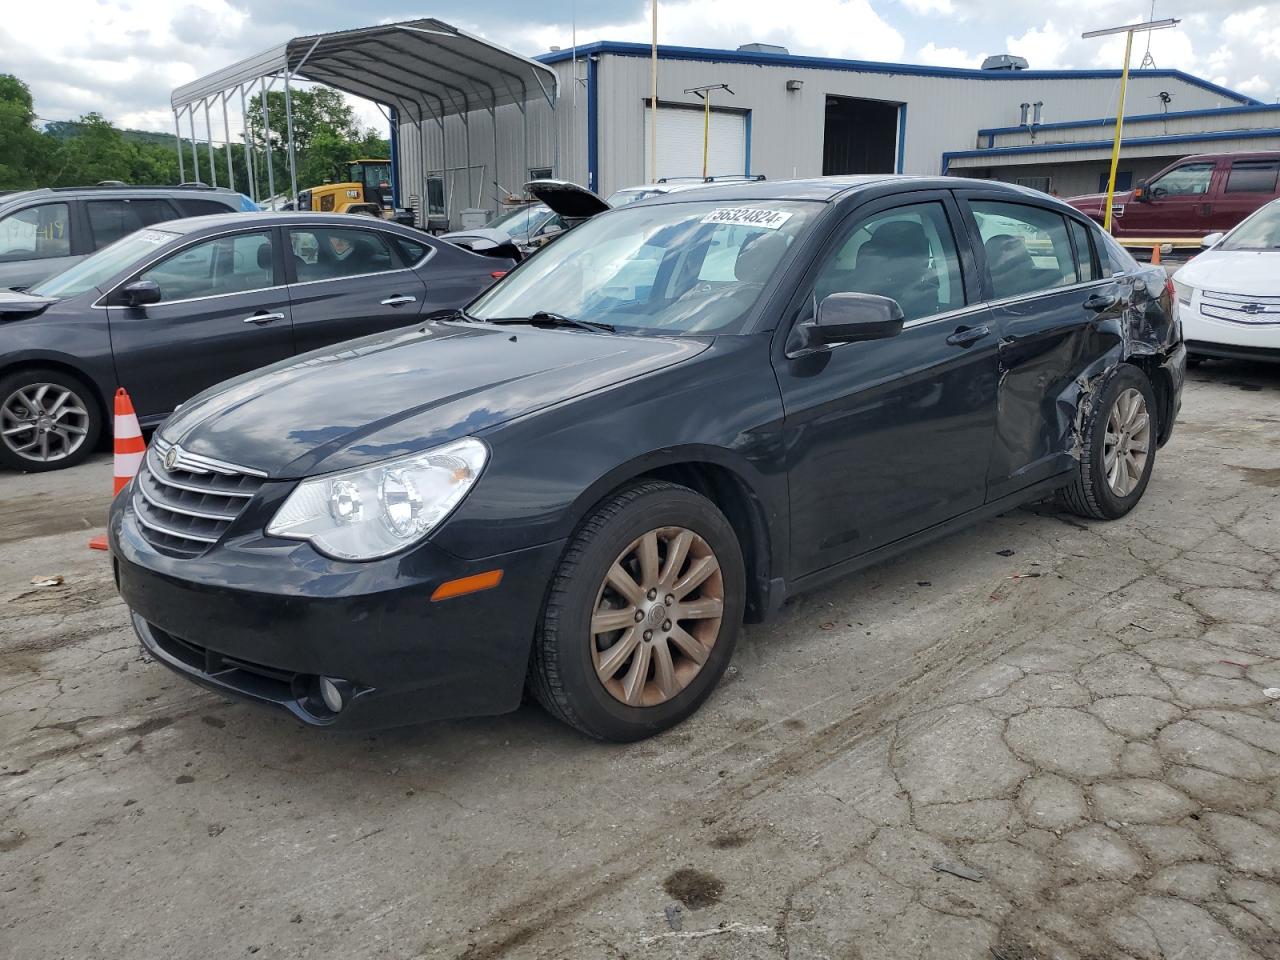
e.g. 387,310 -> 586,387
530,481 -> 745,741
1057,365 -> 1158,520
0,368 -> 102,472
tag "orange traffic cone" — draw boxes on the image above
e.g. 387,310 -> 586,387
89,388 -> 145,551
1151,244 -> 1162,266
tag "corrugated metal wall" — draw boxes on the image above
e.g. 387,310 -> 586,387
990,106 -> 1280,148
396,48 -> 1253,228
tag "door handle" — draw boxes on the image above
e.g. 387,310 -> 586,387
946,324 -> 991,347
243,311 -> 285,325
1083,293 -> 1119,312
380,295 -> 417,307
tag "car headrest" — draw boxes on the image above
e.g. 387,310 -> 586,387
256,242 -> 273,271
859,220 -> 930,263
984,234 -> 1035,273
734,231 -> 789,281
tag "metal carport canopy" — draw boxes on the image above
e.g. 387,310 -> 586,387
168,18 -> 558,210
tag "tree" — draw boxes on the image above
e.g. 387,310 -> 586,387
0,75 -> 56,189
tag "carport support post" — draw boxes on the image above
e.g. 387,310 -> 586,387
188,109 -> 199,181
283,74 -> 299,203
262,82 -> 276,203
173,110 -> 185,184
240,85 -> 257,202
204,99 -> 217,188
222,92 -> 235,192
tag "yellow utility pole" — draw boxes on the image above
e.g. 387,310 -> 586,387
1082,18 -> 1180,233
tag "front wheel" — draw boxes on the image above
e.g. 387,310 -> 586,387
529,481 -> 745,741
1057,364 -> 1158,520
0,368 -> 102,472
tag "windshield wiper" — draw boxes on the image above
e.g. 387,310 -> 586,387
482,310 -> 615,333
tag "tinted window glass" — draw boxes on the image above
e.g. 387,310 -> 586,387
1098,230 -> 1139,277
1149,162 -> 1214,198
1225,160 -> 1280,194
392,236 -> 429,264
139,231 -> 274,301
87,198 -> 177,249
0,203 -> 71,261
174,197 -> 237,217
972,201 -> 1078,299
813,202 -> 964,323
1068,219 -> 1099,282
289,228 -> 396,282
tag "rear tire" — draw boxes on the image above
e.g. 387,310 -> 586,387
529,481 -> 745,741
1056,364 -> 1157,520
0,368 -> 102,472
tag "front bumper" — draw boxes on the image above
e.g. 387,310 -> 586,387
1180,294 -> 1280,352
111,487 -> 564,729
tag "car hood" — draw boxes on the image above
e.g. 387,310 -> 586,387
1179,249 -> 1280,295
160,320 -> 708,478
1067,190 -> 1132,212
0,288 -> 58,319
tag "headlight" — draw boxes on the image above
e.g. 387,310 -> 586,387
266,438 -> 487,560
1172,278 -> 1195,306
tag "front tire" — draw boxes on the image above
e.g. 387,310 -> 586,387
529,481 -> 745,741
0,368 -> 102,472
1057,364 -> 1157,520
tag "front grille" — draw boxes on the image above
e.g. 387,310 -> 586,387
132,437 -> 266,558
1200,290 -> 1280,326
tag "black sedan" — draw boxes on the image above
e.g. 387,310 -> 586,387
0,213 -> 510,471
110,176 -> 1184,741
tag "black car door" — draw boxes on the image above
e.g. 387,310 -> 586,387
773,191 -> 1000,579
284,224 -> 429,354
954,191 -> 1130,500
106,227 -> 294,420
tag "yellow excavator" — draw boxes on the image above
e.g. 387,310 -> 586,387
296,159 -> 394,217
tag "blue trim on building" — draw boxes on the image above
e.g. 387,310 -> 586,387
586,55 -> 599,193
978,102 -> 1280,137
896,104 -> 907,174
743,110 -> 752,176
536,41 -> 1259,106
942,127 -> 1280,173
388,106 -> 400,208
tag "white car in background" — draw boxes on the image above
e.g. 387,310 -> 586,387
1175,198 -> 1280,364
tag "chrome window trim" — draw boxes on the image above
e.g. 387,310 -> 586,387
982,277 -> 1116,312
901,303 -> 991,329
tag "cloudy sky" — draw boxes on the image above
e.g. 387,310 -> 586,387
7,0 -> 1278,137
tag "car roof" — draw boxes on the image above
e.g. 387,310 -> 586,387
0,184 -> 240,207
147,211 -> 434,237
637,174 -> 1061,205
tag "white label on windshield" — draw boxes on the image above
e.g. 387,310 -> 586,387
700,207 -> 793,230
137,230 -> 172,244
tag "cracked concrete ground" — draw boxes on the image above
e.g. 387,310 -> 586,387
1,359 -> 1278,960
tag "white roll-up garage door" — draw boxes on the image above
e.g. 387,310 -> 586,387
644,108 -> 746,181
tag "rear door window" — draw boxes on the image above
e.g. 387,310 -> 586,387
0,203 -> 71,261
971,201 -> 1079,299
1225,160 -> 1280,194
138,231 -> 274,302
288,228 -> 397,282
87,198 -> 179,250
1067,219 -> 1099,282
173,197 -> 238,217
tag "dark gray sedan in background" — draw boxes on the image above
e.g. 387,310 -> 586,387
0,213 -> 512,471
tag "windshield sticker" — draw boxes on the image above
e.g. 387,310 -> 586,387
137,230 -> 174,244
700,208 -> 794,230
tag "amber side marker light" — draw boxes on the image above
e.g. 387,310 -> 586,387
431,569 -> 504,602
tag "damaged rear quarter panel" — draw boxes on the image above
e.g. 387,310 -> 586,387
987,266 -> 1181,500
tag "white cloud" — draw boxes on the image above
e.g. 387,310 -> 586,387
915,42 -> 984,67
899,0 -> 955,14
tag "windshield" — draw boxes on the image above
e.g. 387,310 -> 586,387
1220,202 -> 1280,251
607,189 -> 663,207
483,204 -> 550,239
468,199 -> 821,335
30,228 -> 179,299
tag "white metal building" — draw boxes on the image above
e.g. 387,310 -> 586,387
395,39 -> 1264,227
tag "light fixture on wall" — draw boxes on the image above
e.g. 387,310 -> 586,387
786,79 -> 804,92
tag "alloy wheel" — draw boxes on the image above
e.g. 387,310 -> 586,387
1103,387 -> 1150,497
590,526 -> 724,708
0,383 -> 92,464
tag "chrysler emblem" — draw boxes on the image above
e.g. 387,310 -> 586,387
163,445 -> 180,471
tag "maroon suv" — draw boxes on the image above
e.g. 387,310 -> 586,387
1068,151 -> 1280,239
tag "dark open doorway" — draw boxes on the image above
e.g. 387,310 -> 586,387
822,96 -> 899,175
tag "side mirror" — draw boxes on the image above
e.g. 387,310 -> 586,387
1201,232 -> 1225,249
122,280 -> 161,307
815,292 -> 905,344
